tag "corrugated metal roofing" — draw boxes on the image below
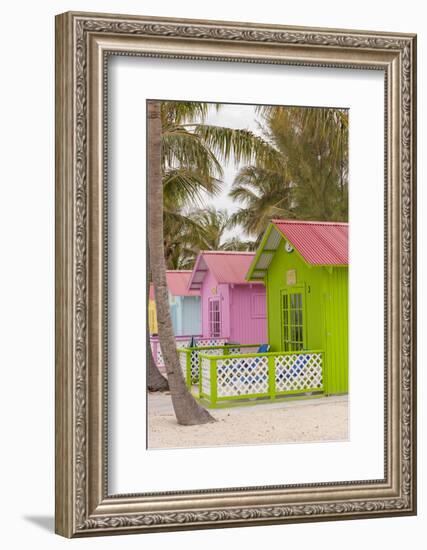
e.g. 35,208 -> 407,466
264,226 -> 282,250
150,270 -> 200,299
272,220 -> 348,265
188,251 -> 263,289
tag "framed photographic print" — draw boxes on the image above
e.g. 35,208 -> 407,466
55,11 -> 417,537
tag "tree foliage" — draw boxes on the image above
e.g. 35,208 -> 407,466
159,102 -> 348,269
229,106 -> 348,240
160,102 -> 263,268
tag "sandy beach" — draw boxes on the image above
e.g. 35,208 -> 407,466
148,392 -> 348,449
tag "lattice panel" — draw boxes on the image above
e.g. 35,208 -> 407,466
201,357 -> 211,397
151,337 -> 228,368
228,345 -> 260,355
178,351 -> 188,380
150,340 -> 156,355
190,351 -> 200,383
275,353 -> 323,392
195,338 -> 227,347
216,356 -> 269,397
155,341 -> 187,368
190,348 -> 223,383
156,346 -> 164,367
176,338 -> 191,348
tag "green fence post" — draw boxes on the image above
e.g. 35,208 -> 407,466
210,358 -> 218,407
321,351 -> 326,395
198,355 -> 203,399
268,355 -> 276,400
186,350 -> 192,390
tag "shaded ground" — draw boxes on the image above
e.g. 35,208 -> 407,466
147,393 -> 348,449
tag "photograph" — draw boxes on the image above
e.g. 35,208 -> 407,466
147,100 -> 349,449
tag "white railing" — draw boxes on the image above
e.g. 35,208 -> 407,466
149,335 -> 226,369
178,344 -> 262,386
198,350 -> 324,406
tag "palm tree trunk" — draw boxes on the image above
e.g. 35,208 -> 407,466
147,340 -> 169,391
147,259 -> 169,392
147,100 -> 214,425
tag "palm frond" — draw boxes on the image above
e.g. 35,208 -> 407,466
192,124 -> 281,168
163,168 -> 221,207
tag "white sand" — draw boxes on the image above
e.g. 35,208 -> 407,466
148,393 -> 348,449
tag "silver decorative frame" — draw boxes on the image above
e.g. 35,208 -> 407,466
55,11 -> 417,537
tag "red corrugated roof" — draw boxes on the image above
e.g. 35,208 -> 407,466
149,270 -> 200,299
189,251 -> 262,289
272,220 -> 348,265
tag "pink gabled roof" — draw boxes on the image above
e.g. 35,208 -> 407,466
272,219 -> 348,265
188,251 -> 261,290
150,270 -> 200,299
166,270 -> 200,296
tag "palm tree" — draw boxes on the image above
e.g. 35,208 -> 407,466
228,165 -> 293,242
150,102 -> 224,394
192,208 -> 229,250
192,207 -> 255,252
161,102 -> 276,268
147,252 -> 169,392
228,106 -> 348,245
149,101 -> 279,424
163,207 -> 204,269
147,100 -> 214,425
161,102 -> 223,272
258,106 -> 349,222
163,205 -> 255,271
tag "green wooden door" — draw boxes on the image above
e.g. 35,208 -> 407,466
281,287 -> 306,352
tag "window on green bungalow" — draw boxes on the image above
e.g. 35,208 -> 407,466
282,290 -> 304,351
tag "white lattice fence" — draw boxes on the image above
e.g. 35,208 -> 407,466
199,351 -> 323,405
195,338 -> 227,347
190,347 -> 227,383
227,345 -> 260,355
156,346 -> 164,367
188,340 -> 227,383
156,338 -> 192,368
190,351 -> 200,383
216,356 -> 269,397
275,353 -> 323,392
177,346 -> 228,386
150,336 -> 227,369
148,337 -> 165,367
201,357 -> 211,398
178,350 -> 188,379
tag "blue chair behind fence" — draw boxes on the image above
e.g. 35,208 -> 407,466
286,353 -> 310,378
235,344 -> 270,385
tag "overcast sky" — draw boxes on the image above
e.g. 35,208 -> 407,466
197,103 -> 265,240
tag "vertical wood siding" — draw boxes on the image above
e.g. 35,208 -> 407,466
200,269 -> 267,342
266,235 -> 348,395
149,296 -> 201,336
148,299 -> 158,334
229,285 -> 267,344
323,267 -> 348,394
201,270 -> 230,338
181,296 -> 201,336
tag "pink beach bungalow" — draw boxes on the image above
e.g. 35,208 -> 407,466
149,270 -> 201,337
149,270 -> 202,369
187,251 -> 267,344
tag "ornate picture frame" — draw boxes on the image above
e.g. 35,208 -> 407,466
55,11 -> 417,537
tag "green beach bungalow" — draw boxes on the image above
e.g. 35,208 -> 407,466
246,219 -> 348,395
